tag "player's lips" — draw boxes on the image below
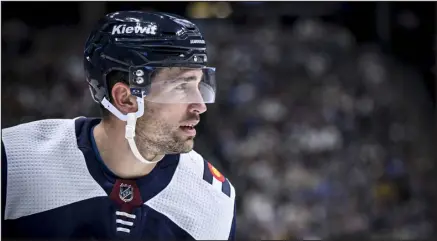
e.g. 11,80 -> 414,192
179,121 -> 199,136
179,121 -> 199,127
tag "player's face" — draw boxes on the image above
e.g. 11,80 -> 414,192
135,67 -> 207,154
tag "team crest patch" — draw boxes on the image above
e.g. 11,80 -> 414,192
119,183 -> 134,202
207,162 -> 225,183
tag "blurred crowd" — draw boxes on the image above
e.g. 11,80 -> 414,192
2,12 -> 435,240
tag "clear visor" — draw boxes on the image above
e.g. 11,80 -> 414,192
129,66 -> 216,104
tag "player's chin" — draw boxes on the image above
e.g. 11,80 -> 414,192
181,139 -> 194,153
173,138 -> 194,153
173,130 -> 195,152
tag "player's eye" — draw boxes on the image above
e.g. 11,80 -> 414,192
175,83 -> 188,91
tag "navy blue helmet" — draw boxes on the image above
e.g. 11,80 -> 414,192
83,11 -> 215,114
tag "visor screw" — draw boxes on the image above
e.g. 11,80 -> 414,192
136,77 -> 144,84
135,70 -> 144,77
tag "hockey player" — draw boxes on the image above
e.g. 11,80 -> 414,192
1,11 -> 236,240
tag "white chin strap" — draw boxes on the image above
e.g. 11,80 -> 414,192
101,96 -> 162,165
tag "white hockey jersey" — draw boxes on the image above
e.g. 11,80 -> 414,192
1,117 -> 236,240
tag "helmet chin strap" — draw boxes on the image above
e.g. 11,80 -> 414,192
101,96 -> 163,165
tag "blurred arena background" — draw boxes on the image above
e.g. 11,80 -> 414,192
2,1 -> 436,239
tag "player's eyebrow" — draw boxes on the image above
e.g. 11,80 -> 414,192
161,75 -> 199,86
165,75 -> 199,84
176,76 -> 198,82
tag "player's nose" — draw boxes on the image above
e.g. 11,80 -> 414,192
188,102 -> 207,114
188,89 -> 208,114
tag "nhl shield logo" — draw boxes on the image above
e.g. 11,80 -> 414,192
119,183 -> 134,202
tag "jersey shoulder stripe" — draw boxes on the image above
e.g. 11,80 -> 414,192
202,159 -> 232,197
188,150 -> 235,199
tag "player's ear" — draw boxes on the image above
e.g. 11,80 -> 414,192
111,82 -> 138,114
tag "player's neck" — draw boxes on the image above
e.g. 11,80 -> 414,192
92,119 -> 158,179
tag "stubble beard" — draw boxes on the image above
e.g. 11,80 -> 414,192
134,117 -> 194,157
